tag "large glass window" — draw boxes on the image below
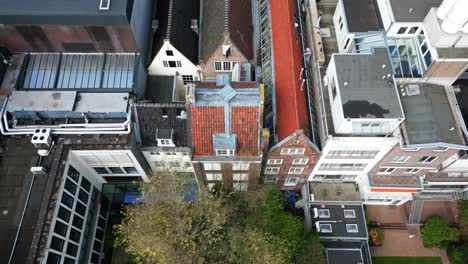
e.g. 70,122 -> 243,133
50,236 -> 65,252
23,53 -> 60,89
387,38 -> 423,78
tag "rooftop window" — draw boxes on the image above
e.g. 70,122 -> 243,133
318,209 -> 330,218
344,209 -> 356,218
346,224 -> 359,233
319,223 -> 333,233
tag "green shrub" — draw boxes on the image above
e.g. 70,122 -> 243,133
421,216 -> 460,248
447,243 -> 468,264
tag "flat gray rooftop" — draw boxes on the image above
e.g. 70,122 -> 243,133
323,241 -> 371,264
309,182 -> 361,201
333,48 -> 404,119
437,47 -> 468,59
399,83 -> 465,145
0,0 -> 132,25
342,0 -> 382,32
389,0 -> 442,22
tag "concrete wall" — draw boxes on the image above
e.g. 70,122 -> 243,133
130,0 -> 153,61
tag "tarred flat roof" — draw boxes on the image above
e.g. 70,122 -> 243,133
271,0 -> 310,141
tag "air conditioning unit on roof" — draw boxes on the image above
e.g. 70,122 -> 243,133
31,129 -> 51,147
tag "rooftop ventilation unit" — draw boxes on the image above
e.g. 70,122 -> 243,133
406,84 -> 421,96
99,0 -> 111,10
31,129 -> 52,147
31,166 -> 47,176
191,19 -> 199,34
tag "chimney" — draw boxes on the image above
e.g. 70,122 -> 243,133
191,19 -> 199,34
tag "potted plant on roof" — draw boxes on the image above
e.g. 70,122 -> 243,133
369,227 -> 384,246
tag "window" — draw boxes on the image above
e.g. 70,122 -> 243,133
75,202 -> 86,216
318,209 -> 330,218
67,166 -> 80,183
327,150 -> 379,158
265,167 -> 280,175
78,190 -> 89,204
339,17 -> 343,30
319,223 -> 332,233
233,163 -> 250,170
344,209 -> 356,218
94,167 -> 109,175
168,61 -> 176,67
214,61 -> 238,71
93,240 -> 103,252
61,192 -> 74,209
346,224 -> 359,233
182,75 -> 194,85
124,167 -> 138,174
284,177 -> 299,186
433,146 -> 449,152
91,253 -> 100,264
69,228 -> 81,243
390,155 -> 410,163
64,179 -> 77,195
404,148 -> 420,152
176,61 -> 182,67
80,177 -> 91,192
206,173 -> 223,181
319,163 -> 367,171
418,156 -> 437,164
216,149 -> 235,156
166,50 -> 174,56
63,257 -> 75,264
264,176 -> 278,184
95,229 -> 104,241
397,27 -> 408,34
214,61 -> 222,71
154,161 -> 166,167
54,221 -> 68,237
292,159 -> 309,165
159,139 -> 172,146
233,182 -> 248,191
267,159 -> 283,165
163,61 -> 169,67
58,206 -> 71,222
378,167 -> 396,175
47,252 -> 61,264
280,148 -> 305,155
66,242 -> 78,257
288,167 -> 304,174
233,173 -> 248,181
204,163 -> 221,170
108,167 -> 124,174
72,215 -> 84,229
50,236 -> 65,252
405,168 -> 421,174
408,27 -> 419,34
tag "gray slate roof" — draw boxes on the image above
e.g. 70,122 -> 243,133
199,0 -> 253,61
152,0 -> 199,64
342,0 -> 382,32
136,104 -> 189,147
333,48 -> 404,119
400,83 -> 465,146
0,0 -> 132,25
389,0 -> 442,22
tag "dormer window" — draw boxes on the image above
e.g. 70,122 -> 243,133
156,128 -> 175,147
213,133 -> 236,157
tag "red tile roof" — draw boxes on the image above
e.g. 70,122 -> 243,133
196,82 -> 258,89
271,0 -> 310,141
231,106 -> 259,156
191,105 -> 260,156
192,106 -> 225,156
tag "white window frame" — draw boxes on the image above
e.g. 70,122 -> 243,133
390,155 -> 411,164
182,75 -> 194,85
264,176 -> 278,184
214,61 -> 222,71
203,163 -> 221,171
214,61 -> 238,72
288,167 -> 305,174
233,182 -> 248,191
346,224 -> 359,233
344,209 -> 356,218
267,159 -> 283,165
280,148 -> 305,155
158,139 -> 173,146
292,158 -> 309,165
433,147 -> 449,152
404,168 -> 422,174
377,167 -> 396,175
233,173 -> 249,181
206,173 -> 223,181
284,177 -> 299,186
319,223 -> 332,233
233,163 -> 250,171
265,167 -> 280,175
418,156 -> 438,164
318,209 -> 330,218
215,149 -> 235,156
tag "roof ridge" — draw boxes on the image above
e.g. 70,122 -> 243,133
224,0 -> 229,32
166,0 -> 174,40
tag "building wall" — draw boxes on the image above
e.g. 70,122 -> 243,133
200,36 -> 251,80
0,25 -> 138,53
193,159 -> 261,191
148,41 -> 201,78
129,0 -> 154,61
333,0 -> 350,52
369,144 -> 461,179
142,148 -> 194,173
264,134 -> 320,190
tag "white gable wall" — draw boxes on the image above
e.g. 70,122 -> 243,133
148,41 -> 201,78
